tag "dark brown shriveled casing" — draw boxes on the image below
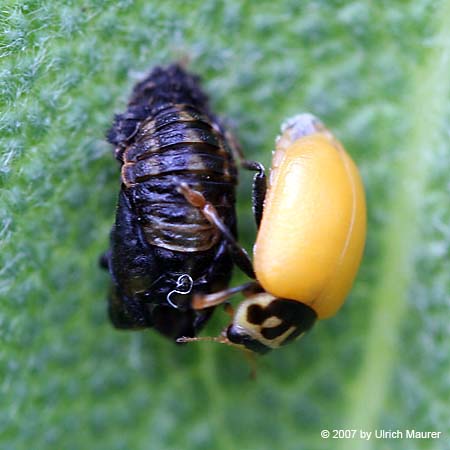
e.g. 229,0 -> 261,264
102,64 -> 239,340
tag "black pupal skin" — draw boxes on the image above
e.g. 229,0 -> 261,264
103,64 -> 238,340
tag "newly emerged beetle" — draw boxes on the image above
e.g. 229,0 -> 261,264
100,64 -> 256,340
180,113 -> 367,353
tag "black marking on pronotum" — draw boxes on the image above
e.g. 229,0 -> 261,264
226,299 -> 317,354
100,64 -> 240,341
246,299 -> 317,343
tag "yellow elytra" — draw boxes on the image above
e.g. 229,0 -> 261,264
254,114 -> 366,319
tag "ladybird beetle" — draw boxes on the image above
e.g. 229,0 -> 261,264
179,113 -> 367,353
100,64 -> 259,341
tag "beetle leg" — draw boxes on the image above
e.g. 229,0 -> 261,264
191,281 -> 260,310
241,160 -> 267,229
221,127 -> 246,162
222,130 -> 267,228
223,302 -> 235,318
204,238 -> 230,283
178,182 -> 255,279
228,245 -> 255,279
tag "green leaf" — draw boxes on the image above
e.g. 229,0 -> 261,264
1,1 -> 449,449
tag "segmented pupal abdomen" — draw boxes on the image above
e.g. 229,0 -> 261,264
107,63 -> 239,254
116,103 -> 237,252
103,64 -> 240,339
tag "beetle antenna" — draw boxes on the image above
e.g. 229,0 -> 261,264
178,335 -> 259,377
176,335 -> 231,345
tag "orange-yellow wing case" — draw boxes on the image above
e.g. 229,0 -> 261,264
254,114 -> 366,319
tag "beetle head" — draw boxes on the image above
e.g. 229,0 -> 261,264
226,294 -> 317,354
